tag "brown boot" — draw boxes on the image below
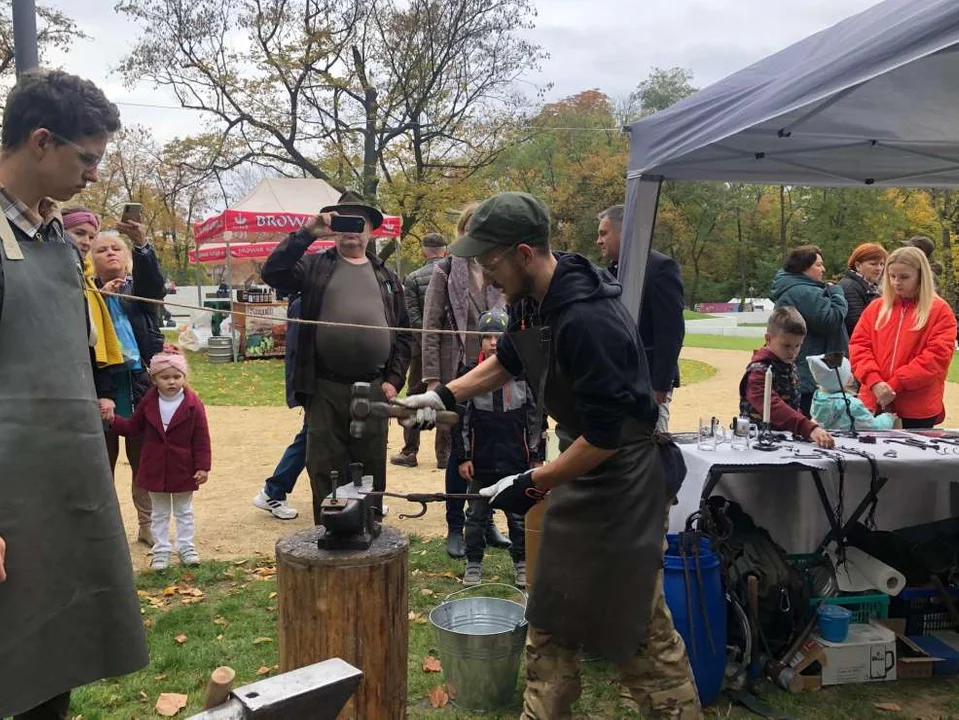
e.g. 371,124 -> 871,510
390,452 -> 418,468
133,485 -> 154,545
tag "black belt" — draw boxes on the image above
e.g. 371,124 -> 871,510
316,368 -> 383,385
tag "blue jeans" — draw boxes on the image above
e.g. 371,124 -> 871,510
264,416 -> 308,501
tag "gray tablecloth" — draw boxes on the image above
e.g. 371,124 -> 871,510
670,432 -> 959,553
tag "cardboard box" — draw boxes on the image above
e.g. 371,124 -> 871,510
778,638 -> 826,693
878,619 -> 941,679
814,622 -> 897,686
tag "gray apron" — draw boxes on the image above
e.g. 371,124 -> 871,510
0,228 -> 148,716
510,325 -> 665,662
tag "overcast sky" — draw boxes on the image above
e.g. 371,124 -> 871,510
44,0 -> 882,140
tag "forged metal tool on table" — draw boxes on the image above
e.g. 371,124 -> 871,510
883,437 -> 930,451
361,491 -> 485,519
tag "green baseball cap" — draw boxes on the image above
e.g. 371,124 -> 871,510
449,192 -> 550,257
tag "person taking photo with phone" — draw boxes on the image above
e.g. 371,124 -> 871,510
262,190 -> 412,522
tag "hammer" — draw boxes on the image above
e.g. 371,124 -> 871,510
350,382 -> 459,438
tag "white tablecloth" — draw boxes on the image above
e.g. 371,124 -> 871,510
669,432 -> 959,553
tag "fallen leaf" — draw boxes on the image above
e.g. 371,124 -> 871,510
414,616 -> 428,625
174,633 -> 188,645
213,616 -> 229,627
408,611 -> 419,620
155,692 -> 188,716
256,665 -> 272,676
143,618 -> 154,629
268,591 -> 278,600
265,606 -> 275,612
216,634 -> 224,640
162,585 -> 177,597
139,690 -> 149,701
137,589 -> 150,599
420,588 -> 435,597
154,673 -> 167,681
181,572 -> 196,583
428,685 -> 449,709
422,655 -> 442,673
252,637 -> 273,645
233,559 -> 248,566
874,703 -> 901,713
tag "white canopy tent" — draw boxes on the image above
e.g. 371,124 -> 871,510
620,0 -> 959,320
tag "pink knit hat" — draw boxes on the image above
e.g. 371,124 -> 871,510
62,209 -> 100,232
149,352 -> 189,377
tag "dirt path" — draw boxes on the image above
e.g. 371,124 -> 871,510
117,346 -> 959,567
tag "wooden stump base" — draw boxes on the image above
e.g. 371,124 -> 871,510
276,526 -> 409,720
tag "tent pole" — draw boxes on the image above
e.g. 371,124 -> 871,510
193,238 -> 203,308
225,240 -> 237,363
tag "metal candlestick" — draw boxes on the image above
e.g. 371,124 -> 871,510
752,422 -> 781,452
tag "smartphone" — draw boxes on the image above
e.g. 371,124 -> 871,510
121,202 -> 142,224
330,215 -> 365,234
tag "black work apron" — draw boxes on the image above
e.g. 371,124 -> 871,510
0,225 -> 148,716
510,325 -> 665,662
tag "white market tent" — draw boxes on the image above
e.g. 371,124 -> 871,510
619,0 -> 959,320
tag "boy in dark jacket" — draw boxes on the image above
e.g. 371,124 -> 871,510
454,310 -> 543,588
739,307 -> 835,448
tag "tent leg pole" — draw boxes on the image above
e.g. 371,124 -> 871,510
225,241 -> 237,363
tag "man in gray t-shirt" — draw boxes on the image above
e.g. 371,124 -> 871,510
262,191 -> 412,522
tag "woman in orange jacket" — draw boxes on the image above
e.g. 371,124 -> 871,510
849,246 -> 957,428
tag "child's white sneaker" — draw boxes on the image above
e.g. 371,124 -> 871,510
150,552 -> 171,570
179,548 -> 201,566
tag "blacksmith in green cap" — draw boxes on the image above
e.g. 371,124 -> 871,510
402,191 -> 700,718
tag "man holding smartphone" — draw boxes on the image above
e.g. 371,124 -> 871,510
262,191 -> 412,522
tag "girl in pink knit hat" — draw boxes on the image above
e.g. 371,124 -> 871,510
111,351 -> 212,569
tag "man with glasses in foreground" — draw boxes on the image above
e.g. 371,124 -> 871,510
263,191 -> 412,523
402,192 -> 700,719
0,70 -> 148,720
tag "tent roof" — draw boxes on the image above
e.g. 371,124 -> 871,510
627,0 -> 959,187
231,177 -> 342,213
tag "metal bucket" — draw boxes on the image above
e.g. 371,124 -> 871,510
429,583 -> 527,711
208,335 -> 234,364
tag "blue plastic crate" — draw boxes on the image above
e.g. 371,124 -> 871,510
890,586 -> 959,635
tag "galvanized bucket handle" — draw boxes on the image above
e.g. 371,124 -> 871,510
442,582 -> 528,608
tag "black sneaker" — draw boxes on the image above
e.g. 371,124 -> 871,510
390,452 -> 418,468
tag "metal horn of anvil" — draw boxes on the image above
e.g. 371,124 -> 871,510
188,658 -> 363,720
349,381 -> 460,438
317,463 -> 382,551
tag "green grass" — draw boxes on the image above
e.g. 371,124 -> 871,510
680,358 -> 716,385
71,539 -> 959,719
949,361 -> 959,385
683,310 -> 718,320
684,334 -> 761,352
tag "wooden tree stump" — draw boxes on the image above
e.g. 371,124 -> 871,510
276,526 -> 409,720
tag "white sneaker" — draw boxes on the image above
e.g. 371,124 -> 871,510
253,490 -> 298,520
151,552 -> 171,570
179,548 -> 201,566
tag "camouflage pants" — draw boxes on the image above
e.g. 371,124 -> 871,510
522,507 -> 701,719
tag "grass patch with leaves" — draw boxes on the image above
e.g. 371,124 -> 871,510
72,537 -> 959,719
684,334 -> 762,353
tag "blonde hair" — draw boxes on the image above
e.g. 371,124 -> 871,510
456,202 -> 481,238
875,246 -> 937,330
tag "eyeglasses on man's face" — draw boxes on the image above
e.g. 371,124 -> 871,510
48,130 -> 103,169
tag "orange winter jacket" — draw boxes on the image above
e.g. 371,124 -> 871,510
849,296 -> 957,421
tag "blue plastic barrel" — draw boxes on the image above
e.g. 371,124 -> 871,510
663,534 -> 726,706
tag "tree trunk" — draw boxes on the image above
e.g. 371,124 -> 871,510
780,185 -> 787,261
276,526 -> 409,720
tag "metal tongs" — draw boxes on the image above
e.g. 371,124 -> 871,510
361,491 -> 484,519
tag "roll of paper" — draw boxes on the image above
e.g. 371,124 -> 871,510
830,546 -> 905,597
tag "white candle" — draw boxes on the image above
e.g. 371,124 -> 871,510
762,366 -> 772,425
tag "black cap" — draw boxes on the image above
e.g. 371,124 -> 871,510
321,190 -> 384,230
902,235 -> 935,259
448,192 -> 550,257
421,232 -> 447,248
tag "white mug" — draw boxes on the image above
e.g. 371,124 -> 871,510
731,416 -> 759,451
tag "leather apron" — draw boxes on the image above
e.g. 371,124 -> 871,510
0,226 -> 148,716
510,325 -> 665,663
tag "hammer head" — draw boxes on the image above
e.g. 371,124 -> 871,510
350,382 -> 373,439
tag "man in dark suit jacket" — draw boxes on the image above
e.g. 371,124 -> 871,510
597,205 -> 685,431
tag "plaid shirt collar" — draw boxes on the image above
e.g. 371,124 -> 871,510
0,186 -> 65,243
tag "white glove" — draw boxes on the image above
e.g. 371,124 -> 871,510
479,471 -> 544,514
398,390 -> 445,429
479,474 -> 522,499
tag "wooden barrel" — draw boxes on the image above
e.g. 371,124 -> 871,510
207,336 -> 233,364
276,526 -> 409,719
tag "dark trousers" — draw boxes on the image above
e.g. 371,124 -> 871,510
799,391 -> 814,418
105,429 -> 152,536
399,342 -> 451,464
265,415 -> 308,501
901,416 -> 937,429
15,692 -> 71,720
306,377 -> 388,523
465,474 -> 525,564
445,450 -> 467,532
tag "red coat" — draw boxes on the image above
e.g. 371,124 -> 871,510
112,386 -> 212,493
849,296 -> 957,421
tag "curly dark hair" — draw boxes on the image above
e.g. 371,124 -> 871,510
783,245 -> 823,274
2,69 -> 121,150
